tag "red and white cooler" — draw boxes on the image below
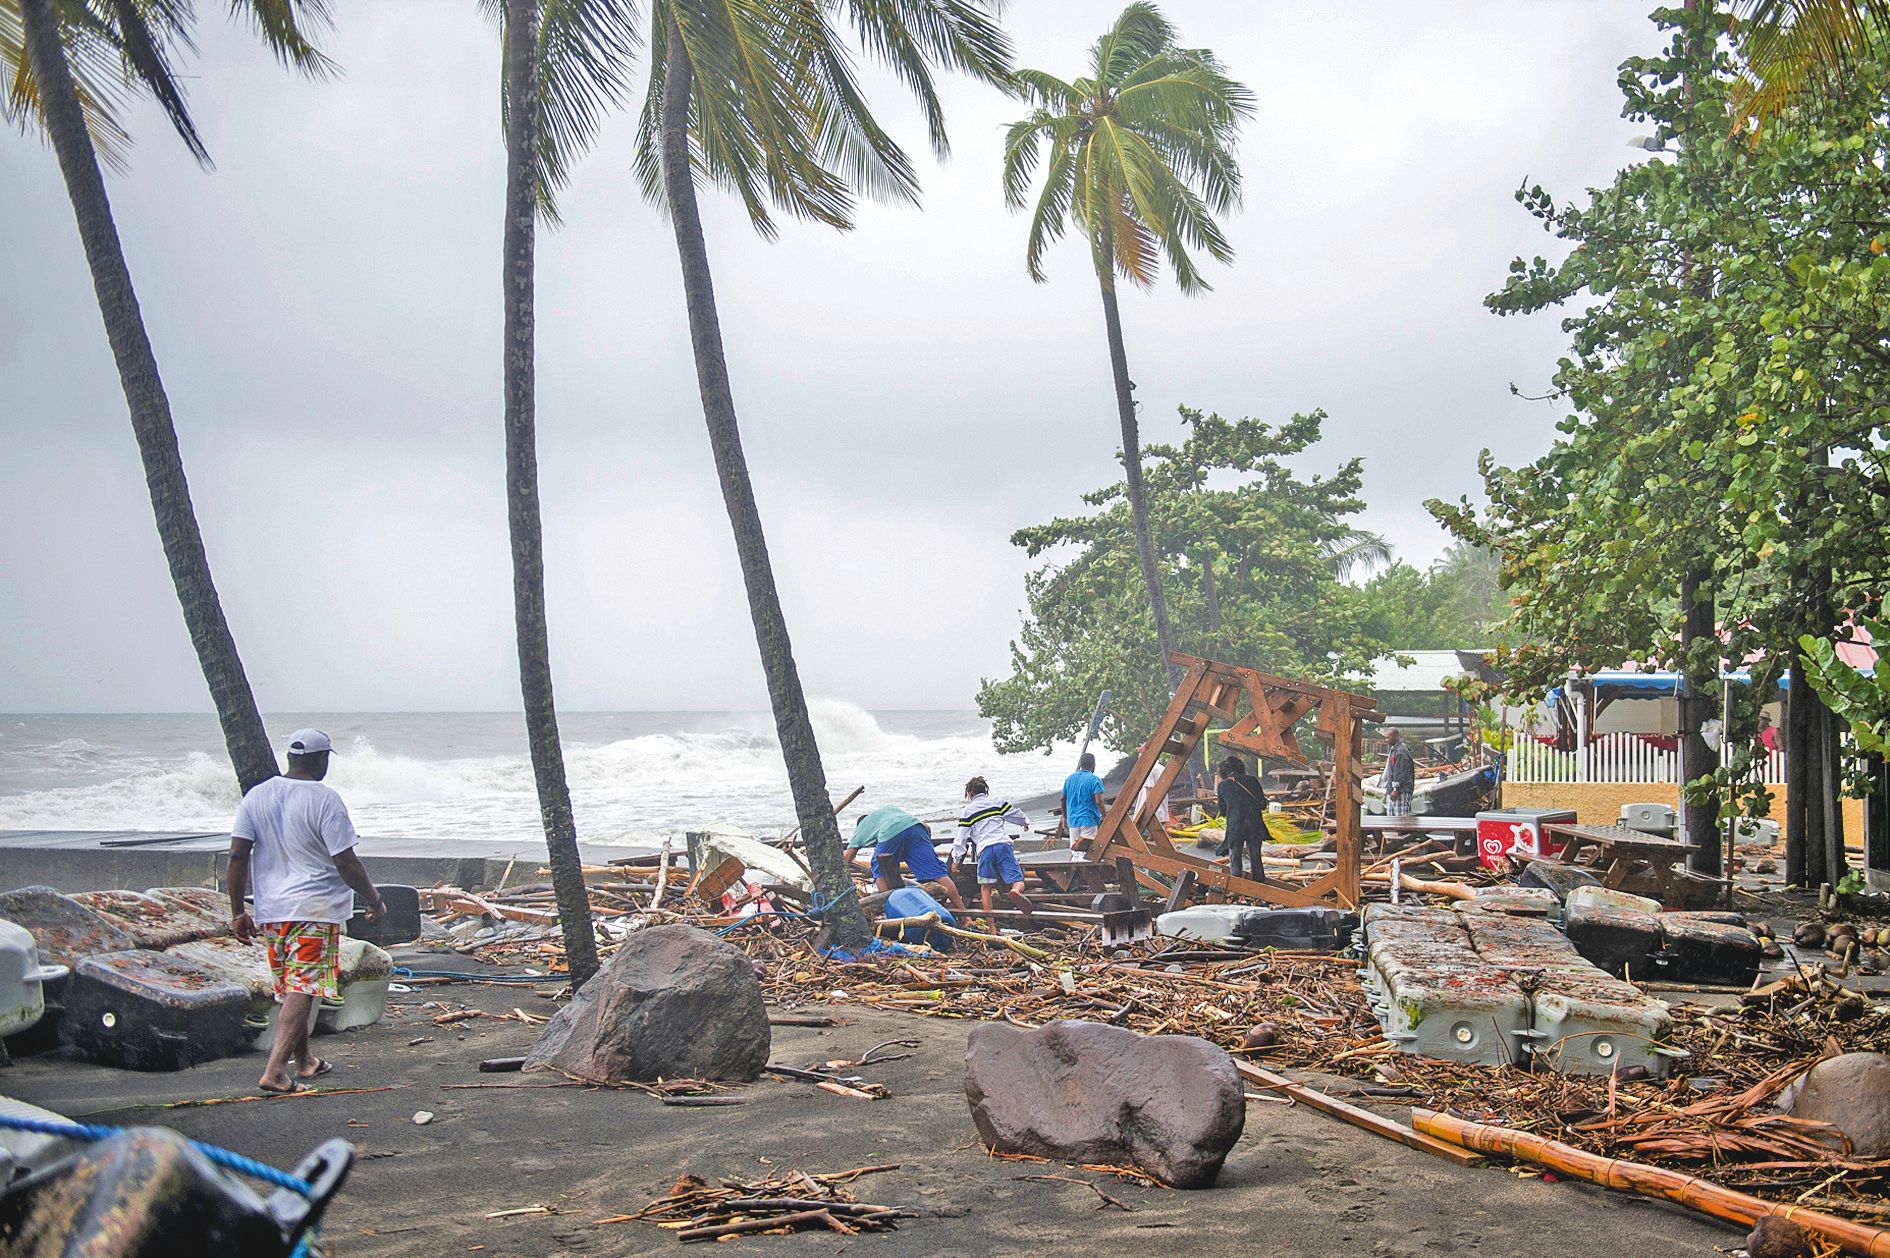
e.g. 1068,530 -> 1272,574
1476,808 -> 1577,870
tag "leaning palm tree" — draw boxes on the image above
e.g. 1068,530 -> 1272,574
1001,3 -> 1252,696
3,0 -> 339,793
490,0 -> 637,988
1731,0 -> 1889,123
634,0 -> 1011,947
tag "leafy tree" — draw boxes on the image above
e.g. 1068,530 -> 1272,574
1803,620 -> 1890,757
1000,2 -> 1252,696
1357,544 -> 1507,650
633,0 -> 1011,946
493,0 -> 638,988
979,406 -> 1391,754
1433,2 -> 1890,881
4,0 -> 341,792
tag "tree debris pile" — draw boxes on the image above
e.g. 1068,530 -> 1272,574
602,1165 -> 909,1242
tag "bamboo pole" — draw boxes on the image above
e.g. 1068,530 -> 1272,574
1235,1064 -> 1481,1167
1413,1110 -> 1890,1256
871,913 -> 1051,961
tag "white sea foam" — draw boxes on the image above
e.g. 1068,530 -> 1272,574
0,704 -> 1076,844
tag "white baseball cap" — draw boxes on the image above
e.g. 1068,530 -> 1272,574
285,728 -> 335,756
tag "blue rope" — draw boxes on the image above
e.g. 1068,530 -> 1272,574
0,1113 -> 321,1254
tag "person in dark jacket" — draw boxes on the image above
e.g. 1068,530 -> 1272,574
1215,756 -> 1269,883
1380,728 -> 1416,817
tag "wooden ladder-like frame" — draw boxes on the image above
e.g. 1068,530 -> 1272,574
1074,653 -> 1379,909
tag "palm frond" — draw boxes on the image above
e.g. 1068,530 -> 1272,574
1730,0 -> 1890,123
229,0 -> 335,78
1001,2 -> 1248,294
2,1 -> 137,169
633,0 -> 1003,237
1021,120 -> 1073,282
107,0 -> 209,163
503,0 -> 642,222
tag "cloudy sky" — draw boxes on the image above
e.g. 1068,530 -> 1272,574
1,1 -> 1657,715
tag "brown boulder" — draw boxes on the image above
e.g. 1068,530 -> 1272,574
523,925 -> 768,1083
964,1019 -> 1244,1188
1746,1215 -> 1814,1258
1779,1052 -> 1890,1157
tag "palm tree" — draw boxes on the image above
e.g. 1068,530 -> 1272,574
4,0 -> 339,793
1001,3 -> 1252,697
492,0 -> 637,988
634,0 -> 1011,947
1731,1 -> 1889,122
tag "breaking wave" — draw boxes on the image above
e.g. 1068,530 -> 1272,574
0,703 -> 1074,844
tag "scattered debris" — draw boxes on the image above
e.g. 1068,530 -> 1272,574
599,1166 -> 907,1241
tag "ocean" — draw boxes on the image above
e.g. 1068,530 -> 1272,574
0,706 -> 1076,846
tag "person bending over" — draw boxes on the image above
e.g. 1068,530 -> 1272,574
227,729 -> 385,1095
951,776 -> 1032,925
846,804 -> 965,913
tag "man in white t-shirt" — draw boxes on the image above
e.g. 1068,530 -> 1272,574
228,728 -> 385,1094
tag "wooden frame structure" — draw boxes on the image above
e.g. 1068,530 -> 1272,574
1075,653 -> 1379,909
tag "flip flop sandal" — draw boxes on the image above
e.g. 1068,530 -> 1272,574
299,1058 -> 334,1081
258,1078 -> 301,1096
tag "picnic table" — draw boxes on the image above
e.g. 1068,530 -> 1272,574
1547,823 -> 1707,904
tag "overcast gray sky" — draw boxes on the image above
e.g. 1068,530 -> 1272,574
1,1 -> 1655,714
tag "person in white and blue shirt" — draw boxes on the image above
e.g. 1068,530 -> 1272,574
1061,753 -> 1106,849
951,776 -> 1033,922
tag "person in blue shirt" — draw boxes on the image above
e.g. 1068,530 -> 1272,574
846,804 -> 965,913
1061,753 -> 1106,848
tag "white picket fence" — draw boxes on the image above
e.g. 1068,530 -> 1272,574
1505,733 -> 1788,785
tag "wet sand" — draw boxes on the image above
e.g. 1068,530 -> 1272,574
3,965 -> 1736,1257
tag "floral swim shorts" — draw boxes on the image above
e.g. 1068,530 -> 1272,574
263,921 -> 341,1001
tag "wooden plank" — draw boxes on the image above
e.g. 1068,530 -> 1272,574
1164,869 -> 1197,914
1237,1062 -> 1482,1168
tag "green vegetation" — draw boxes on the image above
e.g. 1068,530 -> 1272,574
1433,2 -> 1890,881
977,407 -> 1391,753
1358,545 -> 1507,653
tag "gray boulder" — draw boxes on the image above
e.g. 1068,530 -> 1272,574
1779,1052 -> 1890,1156
964,1019 -> 1244,1188
523,925 -> 769,1083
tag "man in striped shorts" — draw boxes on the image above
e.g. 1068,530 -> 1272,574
228,729 -> 385,1095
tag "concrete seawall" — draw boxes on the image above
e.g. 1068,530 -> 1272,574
0,829 -> 662,894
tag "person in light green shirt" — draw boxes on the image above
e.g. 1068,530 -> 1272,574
846,804 -> 965,913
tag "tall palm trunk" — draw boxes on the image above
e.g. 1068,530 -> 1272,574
657,17 -> 870,947
1097,276 -> 1180,695
21,0 -> 276,793
503,0 -> 598,988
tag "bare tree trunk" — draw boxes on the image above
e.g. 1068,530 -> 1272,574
1680,572 -> 1720,875
1786,656 -> 1810,886
503,0 -> 598,988
1096,276 -> 1179,695
1824,705 -> 1846,885
657,18 -> 870,947
21,0 -> 277,793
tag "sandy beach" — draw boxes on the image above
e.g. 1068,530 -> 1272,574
2,954 -> 1735,1257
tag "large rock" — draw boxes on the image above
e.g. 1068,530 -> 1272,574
1779,1052 -> 1890,1156
964,1020 -> 1244,1188
523,925 -> 769,1083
